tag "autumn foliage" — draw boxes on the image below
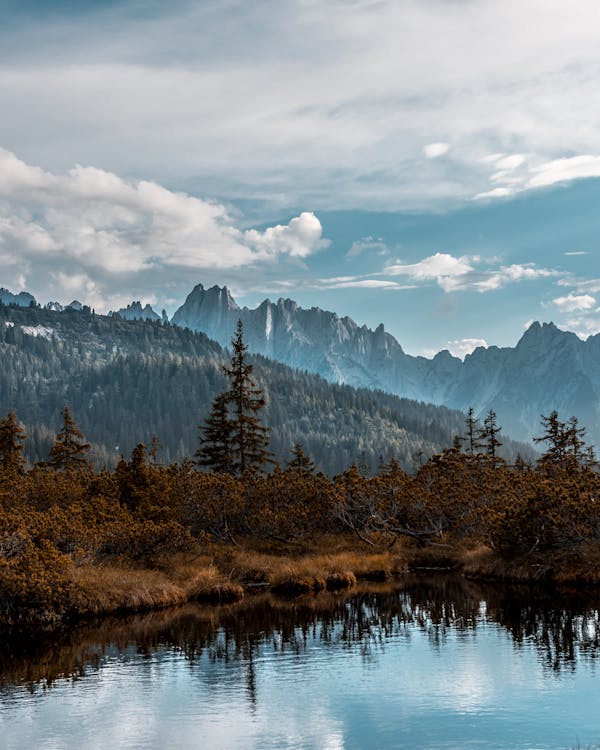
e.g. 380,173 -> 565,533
3,403 -> 600,627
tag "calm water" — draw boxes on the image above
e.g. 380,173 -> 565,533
1,576 -> 600,750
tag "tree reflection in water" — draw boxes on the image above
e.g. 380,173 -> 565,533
1,575 -> 600,692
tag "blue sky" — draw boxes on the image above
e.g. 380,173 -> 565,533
1,0 -> 600,356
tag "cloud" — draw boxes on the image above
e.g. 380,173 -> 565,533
527,155 -> 600,188
476,153 -> 600,200
317,277 -> 411,290
386,253 -> 475,291
473,187 -> 514,200
446,338 -> 488,359
385,253 -> 560,293
423,142 -> 450,159
346,237 -> 389,258
556,276 -> 600,294
4,2 -> 600,211
243,213 -> 329,258
562,314 -> 600,339
0,148 -> 328,310
564,250 -> 589,256
552,293 -> 596,312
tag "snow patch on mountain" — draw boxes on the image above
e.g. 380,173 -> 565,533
21,325 -> 59,340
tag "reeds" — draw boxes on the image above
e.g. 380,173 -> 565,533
186,566 -> 244,603
224,549 -> 398,597
70,565 -> 188,615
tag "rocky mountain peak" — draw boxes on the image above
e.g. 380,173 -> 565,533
110,301 -> 160,322
516,320 -> 581,352
0,288 -> 37,307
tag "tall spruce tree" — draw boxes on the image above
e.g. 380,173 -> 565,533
195,392 -> 234,474
464,407 -> 483,454
534,410 -> 567,465
47,406 -> 91,472
0,410 -> 26,472
478,409 -> 502,460
198,320 -> 273,475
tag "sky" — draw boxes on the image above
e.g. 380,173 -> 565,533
1,0 -> 600,356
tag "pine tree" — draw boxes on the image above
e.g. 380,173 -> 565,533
565,416 -> 586,464
196,392 -> 234,474
478,409 -> 502,460
535,412 -> 590,468
464,407 -> 483,454
225,320 -> 274,474
47,406 -> 91,472
198,320 -> 273,475
0,410 -> 26,472
534,410 -> 567,465
287,442 -> 316,475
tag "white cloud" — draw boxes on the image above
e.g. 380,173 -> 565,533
4,2 -> 600,210
477,153 -> 600,200
495,154 -> 527,170
319,278 -> 409,290
473,187 -> 515,200
346,237 -> 388,258
527,155 -> 600,188
386,253 -> 475,291
552,293 -> 596,312
557,276 -> 600,294
446,338 -> 488,359
384,253 -> 560,293
562,314 -> 600,339
423,142 -> 450,159
243,212 -> 329,258
564,250 -> 589,256
0,148 -> 328,310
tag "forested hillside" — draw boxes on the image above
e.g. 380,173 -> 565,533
0,302 -> 532,474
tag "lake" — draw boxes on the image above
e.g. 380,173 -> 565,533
1,575 -> 599,749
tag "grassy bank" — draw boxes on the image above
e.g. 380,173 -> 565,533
4,536 -> 600,631
4,452 -> 600,629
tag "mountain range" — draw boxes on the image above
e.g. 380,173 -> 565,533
170,283 -> 600,447
2,299 -> 504,474
3,282 -> 598,450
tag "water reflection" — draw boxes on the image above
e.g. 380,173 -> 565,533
1,575 -> 599,691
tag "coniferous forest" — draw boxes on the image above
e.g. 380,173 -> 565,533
0,301 -> 532,474
2,304 -> 600,629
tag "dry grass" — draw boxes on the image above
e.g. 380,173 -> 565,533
70,554 -> 244,616
186,566 -> 244,603
63,537 -> 600,619
70,565 -> 188,615
220,548 -> 403,596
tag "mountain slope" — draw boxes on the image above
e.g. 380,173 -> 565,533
172,284 -> 600,446
0,301 -> 513,474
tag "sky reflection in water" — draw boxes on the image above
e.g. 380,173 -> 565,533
1,576 -> 599,750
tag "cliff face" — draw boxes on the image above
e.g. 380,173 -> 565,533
172,286 -> 600,445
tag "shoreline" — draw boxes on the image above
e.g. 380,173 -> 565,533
5,540 -> 600,633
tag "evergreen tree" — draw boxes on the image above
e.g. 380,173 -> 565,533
47,406 -> 91,472
196,392 -> 234,474
0,410 -> 26,472
534,410 -> 567,465
535,412 -> 590,468
478,409 -> 502,460
287,442 -> 316,475
464,407 -> 483,454
198,320 -> 273,475
584,444 -> 598,470
149,433 -> 162,467
565,415 -> 587,464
